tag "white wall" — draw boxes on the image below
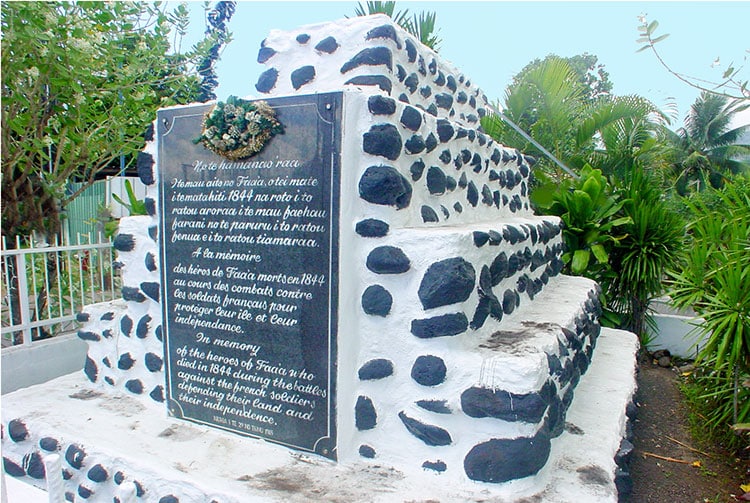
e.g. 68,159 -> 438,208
1,334 -> 87,394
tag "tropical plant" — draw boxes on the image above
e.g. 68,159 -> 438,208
353,1 -> 441,50
665,92 -> 750,194
605,169 -> 685,336
512,53 -> 613,102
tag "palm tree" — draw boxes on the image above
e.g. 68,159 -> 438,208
670,92 -> 750,193
353,1 -> 441,51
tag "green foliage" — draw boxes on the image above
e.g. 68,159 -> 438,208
1,1 -> 214,242
533,165 -> 631,279
513,53 -> 613,101
606,169 -> 686,335
111,179 -> 147,217
353,1 -> 441,50
669,179 -> 750,372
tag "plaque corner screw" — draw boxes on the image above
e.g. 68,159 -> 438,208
325,104 -> 332,110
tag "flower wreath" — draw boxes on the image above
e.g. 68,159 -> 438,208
194,96 -> 284,160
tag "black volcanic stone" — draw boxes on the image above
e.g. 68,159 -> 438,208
417,55 -> 426,75
118,352 -> 135,370
404,38 -> 417,62
121,286 -> 145,303
404,73 -> 419,93
466,181 -> 478,207
411,355 -> 447,386
125,379 -> 143,394
409,160 -> 425,181
396,64 -> 406,82
39,437 -> 59,452
3,457 -> 25,477
421,205 -> 439,223
255,68 -> 278,93
493,191 -> 501,208
416,400 -> 451,414
489,252 -> 508,285
453,201 -> 462,213
358,165 -> 411,208
150,385 -> 165,403
456,91 -> 467,104
8,419 -> 28,442
87,464 -> 108,483
136,152 -> 154,185
473,231 -> 490,247
148,225 -> 158,241
502,289 -> 518,315
418,257 -> 475,309
356,219 -> 389,237
257,46 -> 276,63
359,445 -> 376,458
155,325 -> 163,342
435,93 -> 453,110
368,95 -> 396,116
145,252 -> 157,272
355,396 -> 377,430
434,71 -> 445,86
140,282 -> 159,302
423,460 -> 447,472
445,176 -> 457,191
361,285 -> 393,316
159,497 -> 179,503
458,172 -> 468,188
145,352 -> 163,372
144,198 -> 156,218
77,331 -> 99,343
136,314 -> 151,338
341,46 -> 392,73
460,150 -> 471,164
470,297 -> 492,329
358,359 -> 394,380
461,386 -> 548,423
291,65 -> 315,90
438,149 -> 451,164
419,86 -> 431,98
428,57 -> 437,75
411,312 -> 468,338
23,452 -> 45,479
296,33 -> 310,44
424,133 -> 438,153
404,134 -> 425,154
465,432 -> 551,483
440,205 -> 450,219
366,246 -> 410,274
446,75 -> 457,91
345,75 -> 392,93
143,123 -> 154,141
121,315 -> 133,336
453,155 -> 463,169
315,36 -> 338,53
481,184 -> 493,206
83,356 -> 98,382
400,106 -> 422,131
426,103 -> 438,116
436,119 -> 454,142
366,24 -> 400,47
363,124 -> 402,161
398,411 -> 451,446
65,444 -> 86,469
76,312 -> 90,322
426,166 -> 447,195
113,233 -> 135,252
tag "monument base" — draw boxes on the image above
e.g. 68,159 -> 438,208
2,327 -> 637,503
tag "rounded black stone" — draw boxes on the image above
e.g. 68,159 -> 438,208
145,198 -> 155,217
100,311 -> 114,321
416,400 -> 451,414
481,184 -> 493,206
490,252 -> 508,285
417,55 -> 427,75
502,289 -> 517,315
445,176 -> 457,191
125,379 -> 144,394
65,444 -> 86,469
145,252 -> 157,272
398,93 -> 409,103
113,233 -> 135,252
446,74 -> 457,91
426,166 -> 447,195
121,315 -> 133,336
23,452 -> 45,479
87,464 -> 108,483
136,314 -> 151,338
404,134 -> 425,154
464,433 -> 551,483
404,38 -> 417,62
400,106 -> 422,131
39,437 -> 59,452
159,496 -> 179,503
368,95 -> 396,116
361,285 -> 393,316
435,119 -> 454,143
77,330 -> 100,342
424,133 -> 438,153
466,181 -> 479,207
426,103 -> 438,116
404,73 -> 419,93
291,65 -> 315,90
150,385 -> 165,403
419,85 -> 432,98
345,75 -> 392,93
355,396 -> 377,430
76,312 -> 90,322
366,24 -> 400,47
314,36 -> 338,53
366,246 -> 410,274
438,149 -> 451,164
340,46 -> 392,73
148,225 -> 158,241
411,355 -> 447,386
456,91 -> 468,104
145,352 -> 163,372
473,231 -> 490,247
359,444 -> 376,458
118,352 -> 135,370
136,152 -> 154,185
8,419 -> 29,442
461,386 -> 548,423
440,205 -> 450,219
418,257 -> 475,310
422,460 -> 447,472
255,68 -> 279,93
453,201 -> 463,213
155,325 -> 163,342
363,124 -> 403,161
140,282 -> 159,303
359,166 -> 412,209
460,149 -> 472,164
421,205 -> 439,223
398,411 -> 451,446
121,286 -> 146,303
355,219 -> 389,237
458,172 -> 468,188
257,46 -> 276,63
435,93 -> 453,110
296,33 -> 310,44
409,159 -> 425,181
83,356 -> 98,382
358,359 -> 394,380
3,457 -> 25,477
411,312 -> 468,338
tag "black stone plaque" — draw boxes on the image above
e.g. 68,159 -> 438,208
158,93 -> 341,460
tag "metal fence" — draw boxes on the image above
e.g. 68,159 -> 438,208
1,233 -> 119,347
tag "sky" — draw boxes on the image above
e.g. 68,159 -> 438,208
181,1 -> 750,130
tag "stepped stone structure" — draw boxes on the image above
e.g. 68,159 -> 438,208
1,15 -> 637,503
